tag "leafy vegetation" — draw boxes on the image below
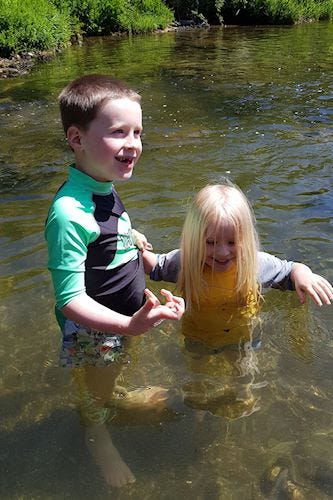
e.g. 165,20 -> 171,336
52,0 -> 174,35
165,0 -> 333,25
0,0 -> 72,57
0,0 -> 174,57
1,0 -> 332,58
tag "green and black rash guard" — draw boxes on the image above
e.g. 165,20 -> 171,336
45,166 -> 145,329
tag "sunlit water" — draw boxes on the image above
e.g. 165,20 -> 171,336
0,23 -> 332,499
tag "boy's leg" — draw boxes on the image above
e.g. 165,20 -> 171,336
65,322 -> 170,486
73,365 -> 136,487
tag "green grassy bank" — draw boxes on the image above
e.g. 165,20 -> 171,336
0,0 -> 174,57
1,0 -> 333,58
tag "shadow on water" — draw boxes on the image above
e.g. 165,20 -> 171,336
0,409 -> 89,499
0,401 -> 226,499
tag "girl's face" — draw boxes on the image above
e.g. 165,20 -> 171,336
205,220 -> 237,272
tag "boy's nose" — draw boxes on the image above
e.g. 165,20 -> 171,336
124,133 -> 138,149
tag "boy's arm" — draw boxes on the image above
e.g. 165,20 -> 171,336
290,263 -> 333,307
61,288 -> 185,336
47,218 -> 184,335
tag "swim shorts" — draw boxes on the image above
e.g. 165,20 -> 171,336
60,319 -> 130,367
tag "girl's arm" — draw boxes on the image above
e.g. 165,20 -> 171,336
131,229 -> 181,281
131,229 -> 157,274
258,252 -> 332,306
147,249 -> 181,283
131,228 -> 153,251
142,249 -> 158,274
290,263 -> 333,307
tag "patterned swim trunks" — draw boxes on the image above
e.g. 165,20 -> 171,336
60,319 -> 130,367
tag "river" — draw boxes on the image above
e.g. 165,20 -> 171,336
0,23 -> 332,499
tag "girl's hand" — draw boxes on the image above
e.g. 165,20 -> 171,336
291,263 -> 333,306
132,229 -> 153,251
128,288 -> 185,335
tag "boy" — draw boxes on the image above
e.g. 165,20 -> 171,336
45,74 -> 184,487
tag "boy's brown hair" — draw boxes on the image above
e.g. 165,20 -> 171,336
58,74 -> 141,134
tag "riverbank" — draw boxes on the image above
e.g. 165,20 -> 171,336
0,51 -> 56,79
0,24 -> 201,79
2,0 -> 332,79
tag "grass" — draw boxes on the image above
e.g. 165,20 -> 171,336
1,0 -> 332,58
0,0 -> 72,57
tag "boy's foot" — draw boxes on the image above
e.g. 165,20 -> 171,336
85,424 -> 135,488
113,385 -> 169,412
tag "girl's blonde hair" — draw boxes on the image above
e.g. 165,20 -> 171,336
177,181 -> 260,310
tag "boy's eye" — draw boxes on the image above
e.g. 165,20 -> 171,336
229,241 -> 235,245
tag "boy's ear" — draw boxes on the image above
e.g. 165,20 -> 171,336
67,125 -> 83,150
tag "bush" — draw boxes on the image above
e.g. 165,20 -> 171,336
0,0 -> 174,56
220,0 -> 333,24
165,0 -> 333,24
0,0 -> 72,57
118,0 -> 174,33
52,0 -> 174,35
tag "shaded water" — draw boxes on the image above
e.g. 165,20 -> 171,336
1,24 -> 332,499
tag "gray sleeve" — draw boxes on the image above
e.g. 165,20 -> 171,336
149,249 -> 181,283
258,251 -> 295,290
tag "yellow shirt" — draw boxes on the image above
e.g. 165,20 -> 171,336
182,264 -> 259,348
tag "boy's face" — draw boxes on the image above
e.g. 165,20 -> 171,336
69,97 -> 142,182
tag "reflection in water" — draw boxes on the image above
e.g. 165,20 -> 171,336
0,23 -> 333,499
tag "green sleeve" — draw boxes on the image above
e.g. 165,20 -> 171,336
45,194 -> 100,308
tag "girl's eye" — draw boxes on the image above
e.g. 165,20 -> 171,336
229,241 -> 235,245
134,129 -> 142,137
112,129 -> 124,135
206,240 -> 215,245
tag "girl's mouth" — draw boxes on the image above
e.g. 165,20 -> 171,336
214,258 -> 231,264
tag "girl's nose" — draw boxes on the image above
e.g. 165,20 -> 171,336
216,243 -> 230,258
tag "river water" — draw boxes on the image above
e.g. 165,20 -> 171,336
0,23 -> 332,499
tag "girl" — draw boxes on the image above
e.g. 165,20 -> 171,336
138,180 -> 332,352
136,181 -> 332,419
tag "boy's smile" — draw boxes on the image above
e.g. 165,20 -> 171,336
69,97 -> 143,182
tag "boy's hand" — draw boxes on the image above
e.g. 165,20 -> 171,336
157,288 -> 185,321
291,263 -> 333,306
128,288 -> 185,335
132,229 -> 153,251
